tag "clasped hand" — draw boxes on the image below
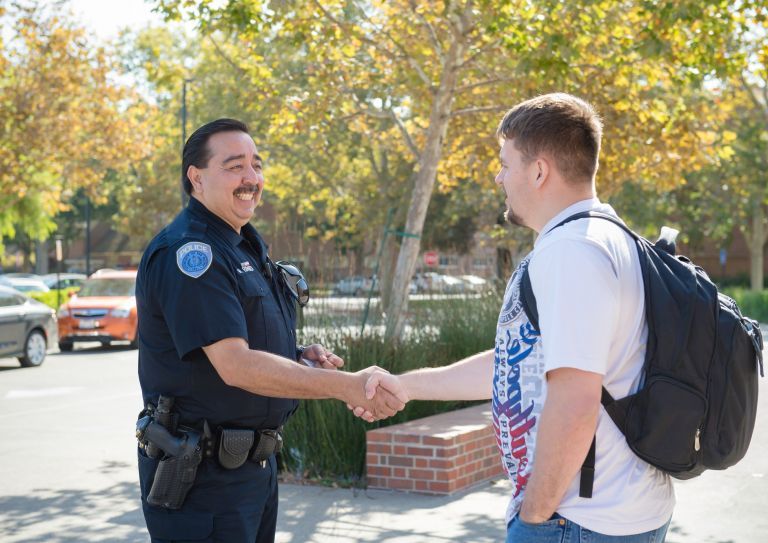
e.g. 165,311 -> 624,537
300,345 -> 408,421
346,369 -> 409,423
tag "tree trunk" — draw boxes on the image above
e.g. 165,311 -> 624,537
746,201 -> 767,291
384,35 -> 467,341
352,245 -> 365,276
378,235 -> 399,312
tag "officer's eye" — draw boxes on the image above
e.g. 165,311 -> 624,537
229,164 -> 243,171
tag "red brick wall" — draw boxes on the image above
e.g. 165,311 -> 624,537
366,405 -> 504,495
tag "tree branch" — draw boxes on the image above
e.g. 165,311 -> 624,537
206,34 -> 247,78
351,0 -> 434,88
450,104 -> 508,117
349,93 -> 420,160
454,37 -> 501,70
455,76 -> 516,94
312,1 -> 397,61
741,73 -> 768,124
408,0 -> 444,62
389,110 -> 421,159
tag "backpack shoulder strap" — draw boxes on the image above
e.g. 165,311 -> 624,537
520,210 -> 632,498
521,210 -> 640,332
520,266 -> 539,333
548,210 -> 640,241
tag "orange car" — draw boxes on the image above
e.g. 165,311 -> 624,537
57,269 -> 138,351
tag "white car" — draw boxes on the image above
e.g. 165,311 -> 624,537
333,276 -> 378,296
416,272 -> 465,293
6,277 -> 50,293
460,275 -> 489,293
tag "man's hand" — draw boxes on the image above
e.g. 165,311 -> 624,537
348,369 -> 411,422
301,344 -> 344,370
344,367 -> 408,422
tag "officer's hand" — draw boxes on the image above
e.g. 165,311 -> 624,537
302,344 -> 344,370
348,370 -> 410,422
346,367 -> 408,422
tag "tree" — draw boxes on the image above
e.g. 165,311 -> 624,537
0,1 -> 149,253
154,0 -> 752,339
733,4 -> 768,290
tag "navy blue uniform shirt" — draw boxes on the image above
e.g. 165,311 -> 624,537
136,197 -> 299,429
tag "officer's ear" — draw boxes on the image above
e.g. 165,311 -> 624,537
187,165 -> 203,194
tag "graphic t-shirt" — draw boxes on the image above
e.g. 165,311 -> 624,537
491,198 -> 675,536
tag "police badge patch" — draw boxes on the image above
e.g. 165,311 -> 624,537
176,242 -> 212,278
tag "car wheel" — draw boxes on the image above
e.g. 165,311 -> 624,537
18,329 -> 47,367
58,341 -> 74,352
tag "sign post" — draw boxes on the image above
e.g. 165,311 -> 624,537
55,237 -> 63,310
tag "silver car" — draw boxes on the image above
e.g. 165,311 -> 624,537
0,286 -> 58,367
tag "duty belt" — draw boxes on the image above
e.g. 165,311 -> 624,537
202,426 -> 284,470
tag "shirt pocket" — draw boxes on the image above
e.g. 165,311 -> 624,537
236,274 -> 279,353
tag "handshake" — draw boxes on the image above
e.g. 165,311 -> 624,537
300,343 -> 410,421
345,366 -> 410,423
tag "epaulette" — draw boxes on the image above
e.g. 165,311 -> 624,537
165,218 -> 209,247
185,218 -> 208,238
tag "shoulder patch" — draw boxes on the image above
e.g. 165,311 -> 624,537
176,242 -> 213,278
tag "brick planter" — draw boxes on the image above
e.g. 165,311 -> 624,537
366,404 -> 504,495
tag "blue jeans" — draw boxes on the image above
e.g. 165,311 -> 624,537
506,513 -> 670,543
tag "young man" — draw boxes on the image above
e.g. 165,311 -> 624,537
136,118 -> 405,543
363,94 -> 673,542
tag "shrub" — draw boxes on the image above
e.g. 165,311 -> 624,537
283,292 -> 500,484
27,288 -> 79,310
722,288 -> 768,324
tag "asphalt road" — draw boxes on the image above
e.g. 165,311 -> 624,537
1,341 -> 767,542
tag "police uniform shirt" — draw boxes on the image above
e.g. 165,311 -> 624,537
137,197 -> 299,430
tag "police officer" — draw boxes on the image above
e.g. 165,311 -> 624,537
136,118 -> 405,542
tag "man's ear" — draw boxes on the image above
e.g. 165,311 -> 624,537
533,157 -> 549,188
187,165 -> 202,193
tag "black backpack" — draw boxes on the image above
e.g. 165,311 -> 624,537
520,211 -> 764,498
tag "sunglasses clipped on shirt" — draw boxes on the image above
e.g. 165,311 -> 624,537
275,260 -> 310,307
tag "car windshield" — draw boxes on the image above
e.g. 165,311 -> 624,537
78,278 -> 135,297
11,283 -> 40,292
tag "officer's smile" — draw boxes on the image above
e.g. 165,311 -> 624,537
234,185 -> 261,202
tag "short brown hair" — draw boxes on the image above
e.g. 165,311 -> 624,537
496,93 -> 602,184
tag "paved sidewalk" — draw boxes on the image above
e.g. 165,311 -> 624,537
276,479 -> 509,542
275,367 -> 768,543
273,459 -> 768,543
1,339 -> 766,542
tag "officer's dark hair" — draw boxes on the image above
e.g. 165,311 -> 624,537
181,118 -> 250,196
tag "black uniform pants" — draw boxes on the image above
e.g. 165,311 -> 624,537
139,450 -> 279,543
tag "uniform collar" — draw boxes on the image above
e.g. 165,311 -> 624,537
186,198 -> 270,266
187,197 -> 245,247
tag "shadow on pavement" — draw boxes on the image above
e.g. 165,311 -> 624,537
0,479 -> 146,543
276,482 -> 508,542
53,342 -> 137,356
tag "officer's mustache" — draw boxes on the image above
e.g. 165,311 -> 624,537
233,185 -> 261,197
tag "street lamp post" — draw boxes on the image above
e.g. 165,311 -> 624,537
85,196 -> 91,276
